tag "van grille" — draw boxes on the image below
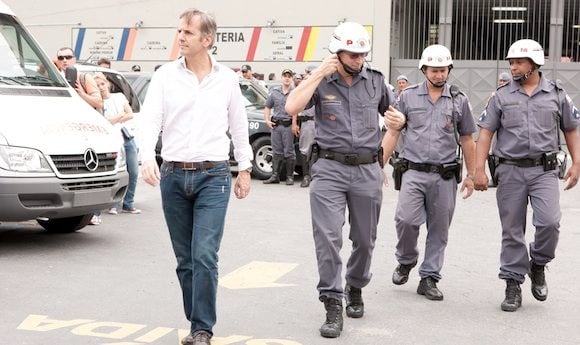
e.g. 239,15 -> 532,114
50,153 -> 118,174
62,179 -> 119,191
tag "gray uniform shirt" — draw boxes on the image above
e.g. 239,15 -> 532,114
398,82 -> 477,164
307,67 -> 394,153
265,88 -> 292,120
479,74 -> 580,159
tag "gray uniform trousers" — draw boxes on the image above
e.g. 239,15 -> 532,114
395,170 -> 457,281
496,164 -> 561,283
271,124 -> 295,159
298,120 -> 315,156
310,158 -> 383,300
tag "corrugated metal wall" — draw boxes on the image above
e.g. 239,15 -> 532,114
390,0 -> 580,116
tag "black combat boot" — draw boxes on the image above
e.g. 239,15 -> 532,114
529,261 -> 548,301
501,279 -> 522,312
319,296 -> 343,338
417,277 -> 444,301
345,284 -> 364,318
285,158 -> 296,185
263,154 -> 282,184
392,261 -> 417,285
300,153 -> 311,187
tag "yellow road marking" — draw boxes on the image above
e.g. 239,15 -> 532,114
219,261 -> 298,289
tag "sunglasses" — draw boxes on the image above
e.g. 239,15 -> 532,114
57,55 -> 74,60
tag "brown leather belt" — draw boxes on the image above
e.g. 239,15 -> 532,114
167,161 -> 225,170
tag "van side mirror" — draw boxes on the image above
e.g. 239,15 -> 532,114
64,66 -> 78,87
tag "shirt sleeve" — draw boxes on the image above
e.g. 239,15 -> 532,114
459,94 -> 477,135
560,91 -> 580,131
478,93 -> 500,132
139,70 -> 164,162
378,76 -> 395,115
227,74 -> 253,171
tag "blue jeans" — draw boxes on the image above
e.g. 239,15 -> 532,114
115,137 -> 139,209
160,161 -> 231,335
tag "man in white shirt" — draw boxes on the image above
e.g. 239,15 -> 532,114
140,8 -> 253,345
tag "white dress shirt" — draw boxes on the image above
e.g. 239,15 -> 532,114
140,54 -> 253,171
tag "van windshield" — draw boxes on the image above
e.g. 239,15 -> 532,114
0,14 -> 65,87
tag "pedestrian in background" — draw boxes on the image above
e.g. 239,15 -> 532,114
93,72 -> 141,216
381,44 -> 477,302
291,65 -> 317,188
286,22 -> 401,338
263,69 -> 296,185
474,39 -> 580,312
139,8 -> 253,345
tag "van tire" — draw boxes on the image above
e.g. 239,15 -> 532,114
37,214 -> 93,233
251,136 -> 273,180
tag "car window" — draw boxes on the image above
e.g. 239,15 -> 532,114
239,83 -> 266,107
102,71 -> 140,113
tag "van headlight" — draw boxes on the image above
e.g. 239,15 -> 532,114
0,145 -> 53,172
117,145 -> 127,170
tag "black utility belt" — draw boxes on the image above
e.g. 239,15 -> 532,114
405,159 -> 461,181
318,148 -> 378,166
273,118 -> 292,127
498,153 -> 557,170
299,115 -> 314,122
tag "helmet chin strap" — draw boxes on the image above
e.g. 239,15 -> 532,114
513,67 -> 536,83
337,54 -> 363,76
427,78 -> 446,88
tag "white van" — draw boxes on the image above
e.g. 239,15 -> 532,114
0,1 -> 129,232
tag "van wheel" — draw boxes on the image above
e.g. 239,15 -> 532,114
251,136 -> 273,180
37,214 -> 93,233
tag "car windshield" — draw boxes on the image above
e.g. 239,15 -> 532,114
0,14 -> 65,87
239,82 -> 266,107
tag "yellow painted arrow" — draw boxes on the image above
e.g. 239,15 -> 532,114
219,261 -> 298,289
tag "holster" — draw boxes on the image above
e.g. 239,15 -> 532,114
309,143 -> 320,172
441,161 -> 461,182
378,147 -> 384,168
392,158 -> 408,191
542,151 -> 558,172
487,154 -> 499,185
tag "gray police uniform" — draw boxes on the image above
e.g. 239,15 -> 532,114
298,105 -> 315,156
265,88 -> 295,159
396,81 -> 476,281
307,67 -> 394,300
478,74 -> 580,283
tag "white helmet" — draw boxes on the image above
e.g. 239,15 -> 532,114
328,22 -> 371,54
505,39 -> 544,66
418,44 -> 453,69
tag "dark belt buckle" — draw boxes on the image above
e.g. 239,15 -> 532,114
344,154 -> 358,165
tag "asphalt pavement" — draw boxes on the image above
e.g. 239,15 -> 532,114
1,172 -> 580,345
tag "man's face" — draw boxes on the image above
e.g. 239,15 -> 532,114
293,74 -> 303,86
56,49 -> 76,70
281,73 -> 293,86
241,69 -> 253,79
509,58 -> 533,79
424,66 -> 449,86
498,78 -> 509,87
338,51 -> 367,72
397,79 -> 408,91
177,15 -> 210,58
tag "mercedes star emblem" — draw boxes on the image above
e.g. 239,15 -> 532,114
83,148 -> 99,172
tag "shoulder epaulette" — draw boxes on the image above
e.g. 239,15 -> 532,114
551,79 -> 564,91
365,67 -> 384,76
496,80 -> 510,91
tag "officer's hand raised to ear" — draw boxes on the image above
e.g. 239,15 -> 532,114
318,54 -> 340,77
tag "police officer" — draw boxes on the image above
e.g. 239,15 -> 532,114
291,66 -> 317,187
474,39 -> 580,312
395,74 -> 409,99
286,22 -> 401,338
263,69 -> 296,185
381,44 -> 477,301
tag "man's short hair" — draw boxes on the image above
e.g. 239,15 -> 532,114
97,57 -> 111,67
241,64 -> 252,72
499,72 -> 511,82
57,47 -> 75,56
179,9 -> 217,49
396,74 -> 408,82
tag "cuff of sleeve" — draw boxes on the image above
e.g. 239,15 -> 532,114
238,161 -> 252,171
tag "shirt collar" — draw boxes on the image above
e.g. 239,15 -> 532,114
417,80 -> 452,97
177,51 -> 220,73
